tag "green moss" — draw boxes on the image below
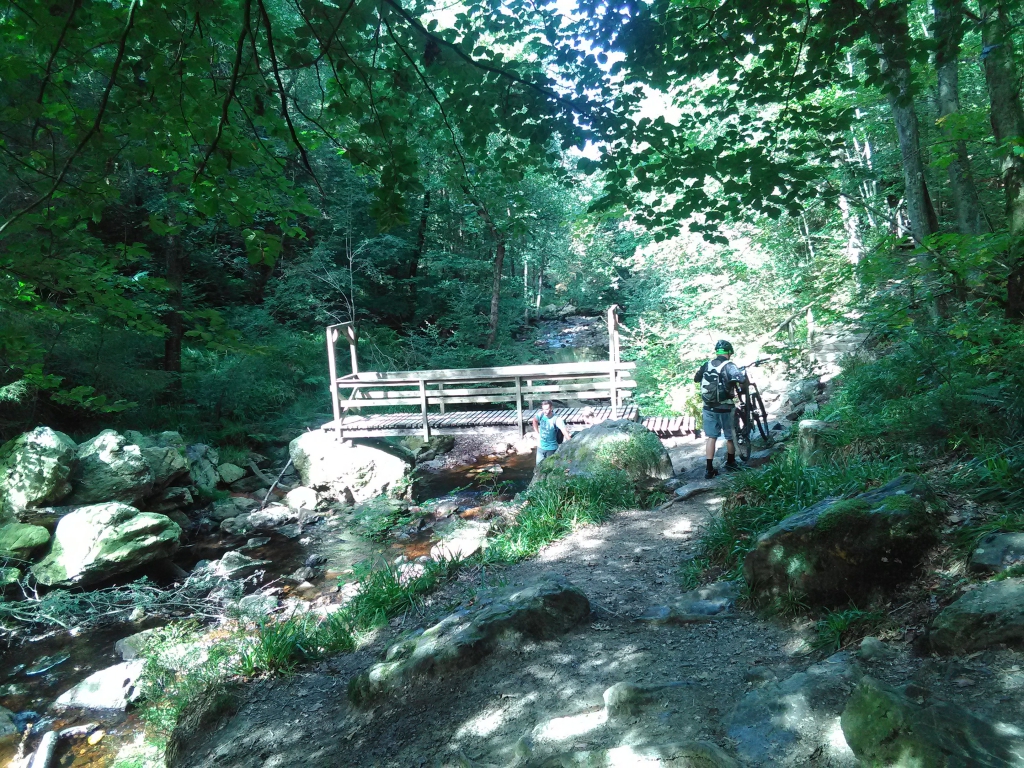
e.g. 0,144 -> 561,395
815,499 -> 872,531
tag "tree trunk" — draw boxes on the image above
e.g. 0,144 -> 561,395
978,0 -> 1024,315
163,232 -> 185,378
887,61 -> 940,243
934,0 -> 986,235
838,193 -> 864,280
410,190 -> 429,279
486,234 -> 506,348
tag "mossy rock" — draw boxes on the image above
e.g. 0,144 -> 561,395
534,419 -> 672,487
928,578 -> 1024,654
743,475 -> 937,605
841,675 -> 1024,767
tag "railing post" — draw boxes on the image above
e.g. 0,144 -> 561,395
515,376 -> 524,437
419,378 -> 431,439
438,382 -> 445,414
326,326 -> 342,439
610,363 -> 619,419
346,323 -> 359,375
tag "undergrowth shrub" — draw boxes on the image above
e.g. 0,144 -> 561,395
344,558 -> 461,629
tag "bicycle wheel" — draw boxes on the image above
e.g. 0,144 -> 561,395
732,407 -> 752,461
751,391 -> 770,441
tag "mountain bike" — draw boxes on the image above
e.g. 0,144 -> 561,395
731,360 -> 772,462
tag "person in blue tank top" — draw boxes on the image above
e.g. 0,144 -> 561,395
532,400 -> 571,465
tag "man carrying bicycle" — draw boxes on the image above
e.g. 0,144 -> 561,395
694,340 -> 749,479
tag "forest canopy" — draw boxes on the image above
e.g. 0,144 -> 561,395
1,0 -> 1023,442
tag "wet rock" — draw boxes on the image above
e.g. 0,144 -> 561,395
289,566 -> 317,582
133,432 -> 189,490
31,503 -> 181,587
726,652 -> 861,766
857,636 -> 894,662
0,523 -> 50,559
217,463 -> 246,485
146,486 -> 194,515
284,486 -> 318,513
841,675 -> 1024,767
66,430 -> 154,505
797,419 -> 832,466
207,550 -> 269,580
53,660 -> 144,711
744,475 -> 936,605
186,444 -> 220,494
534,419 -> 672,484
637,580 -> 740,624
389,435 -> 457,463
276,523 -> 303,539
532,742 -> 738,767
674,480 -> 716,501
969,532 -> 1024,575
240,536 -> 270,551
25,652 -> 70,676
0,427 -> 77,520
929,578 -> 1024,654
350,574 -> 589,704
290,430 -> 412,503
246,505 -> 298,531
430,520 -> 491,561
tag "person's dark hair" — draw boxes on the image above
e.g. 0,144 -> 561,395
541,399 -> 553,407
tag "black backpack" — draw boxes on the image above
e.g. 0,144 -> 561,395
700,359 -> 731,407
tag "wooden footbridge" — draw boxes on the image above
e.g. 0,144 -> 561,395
322,308 -> 697,440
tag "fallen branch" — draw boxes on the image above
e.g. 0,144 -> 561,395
260,457 -> 295,509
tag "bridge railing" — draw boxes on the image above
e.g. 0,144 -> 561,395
326,358 -> 636,439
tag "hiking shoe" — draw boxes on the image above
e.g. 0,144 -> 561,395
704,468 -> 719,480
724,462 -> 741,472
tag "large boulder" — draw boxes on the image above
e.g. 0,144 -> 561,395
533,419 -> 672,484
289,430 -> 412,503
0,427 -> 77,520
52,660 -> 145,711
725,652 -> 861,767
349,574 -> 589,704
744,475 -> 937,605
841,675 -> 1024,767
0,522 -> 50,560
929,578 -> 1024,654
186,444 -> 220,494
30,503 -> 181,586
66,430 -> 155,505
125,431 -> 190,490
969,532 -> 1024,575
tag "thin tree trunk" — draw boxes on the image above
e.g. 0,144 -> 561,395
887,61 -> 940,243
486,234 -> 506,348
163,232 -> 185,378
934,0 -> 986,235
838,193 -> 864,283
410,190 -> 429,279
979,0 -> 1024,315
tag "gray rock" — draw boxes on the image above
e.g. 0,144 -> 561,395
350,574 -> 589,704
663,477 -> 683,491
186,444 -> 220,494
787,377 -> 821,407
841,675 -> 1024,767
430,520 -> 491,561
66,430 -> 154,505
289,566 -> 316,582
219,516 -> 252,537
229,475 -> 269,494
601,681 -> 688,719
744,475 -> 937,605
0,522 -> 50,559
30,503 -> 181,586
246,505 -> 297,531
726,652 -> 861,766
217,463 -> 246,485
745,449 -> 775,469
240,536 -> 271,551
237,593 -> 279,616
969,532 -> 1024,575
206,497 -> 258,522
531,741 -> 739,767
637,580 -> 740,624
52,660 -> 145,711
290,430 -> 412,503
857,636 -> 894,662
675,480 -> 716,500
209,551 -> 268,580
929,578 -> 1024,654
0,427 -> 77,519
534,419 -> 673,484
797,419 -> 832,466
146,486 -> 194,515
128,432 -> 189,490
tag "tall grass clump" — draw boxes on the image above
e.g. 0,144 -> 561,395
344,557 -> 461,629
486,469 -> 636,562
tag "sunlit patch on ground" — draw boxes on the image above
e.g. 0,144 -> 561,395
532,707 -> 608,742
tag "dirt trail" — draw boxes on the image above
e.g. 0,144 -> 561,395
175,437 -> 806,767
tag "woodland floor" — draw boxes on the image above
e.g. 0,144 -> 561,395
174,436 -> 1024,768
